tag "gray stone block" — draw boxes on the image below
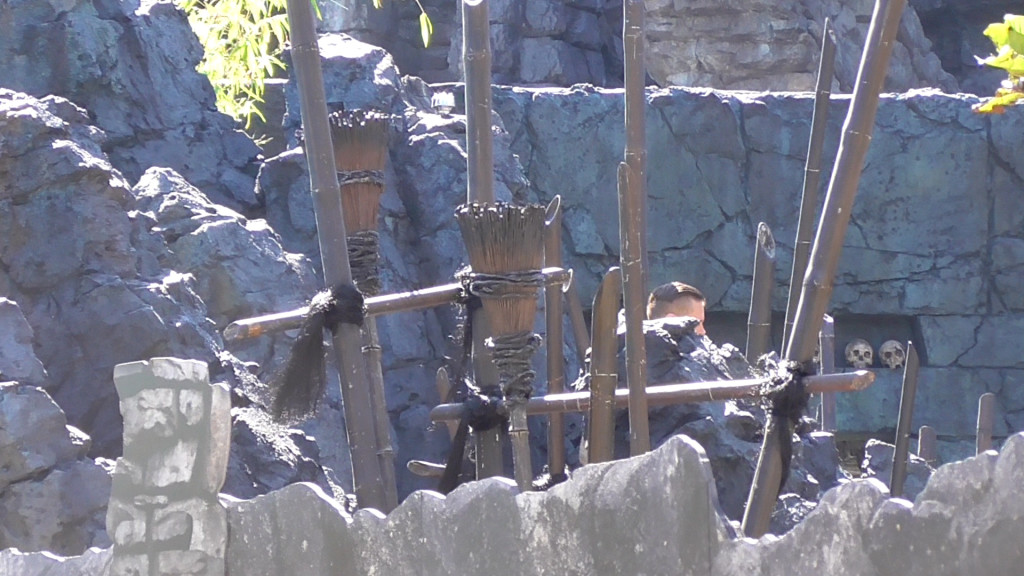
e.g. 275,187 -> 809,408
223,483 -> 356,576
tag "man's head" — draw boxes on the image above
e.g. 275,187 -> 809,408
646,282 -> 707,335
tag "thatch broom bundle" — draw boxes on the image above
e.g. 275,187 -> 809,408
329,108 -> 389,294
455,201 -> 547,490
329,107 -> 399,510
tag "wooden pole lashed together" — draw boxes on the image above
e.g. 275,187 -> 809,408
224,268 -> 571,341
282,0 -> 386,511
619,0 -> 651,456
457,203 -> 547,492
461,0 -> 504,480
743,0 -> 907,538
587,267 -> 623,464
746,222 -> 776,363
431,371 -> 875,421
330,109 -> 398,512
544,197 -> 568,478
889,341 -> 919,499
977,392 -> 996,454
783,18 -> 838,352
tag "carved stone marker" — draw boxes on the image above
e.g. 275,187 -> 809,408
107,358 -> 231,576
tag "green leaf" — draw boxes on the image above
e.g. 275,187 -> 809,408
373,0 -> 382,8
984,22 -> 1010,50
420,11 -> 433,48
973,90 -> 1024,114
979,46 -> 1024,75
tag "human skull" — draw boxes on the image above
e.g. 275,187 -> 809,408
879,340 -> 906,369
845,338 -> 873,368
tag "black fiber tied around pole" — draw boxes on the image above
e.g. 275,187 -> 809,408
759,357 -> 811,495
269,283 -> 365,423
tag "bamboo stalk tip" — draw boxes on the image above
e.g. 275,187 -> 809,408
545,195 -> 562,224
756,222 -> 776,258
223,323 -> 243,341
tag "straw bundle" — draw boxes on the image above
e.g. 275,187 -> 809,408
329,108 -> 389,232
455,202 -> 547,336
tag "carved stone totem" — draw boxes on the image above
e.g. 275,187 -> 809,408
106,358 -> 231,576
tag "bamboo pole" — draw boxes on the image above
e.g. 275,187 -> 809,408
223,268 -> 571,342
743,0 -> 907,538
917,425 -> 937,464
544,197 -> 567,478
620,0 -> 651,456
977,392 -> 996,454
461,0 -> 504,481
331,109 -> 398,512
746,223 -> 776,363
564,275 -> 592,363
890,342 -> 919,499
587,267 -> 623,464
783,19 -> 838,352
818,314 -> 837,431
282,0 -> 385,511
430,371 -> 875,422
435,367 -> 458,439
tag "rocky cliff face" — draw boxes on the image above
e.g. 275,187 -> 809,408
318,0 -> 1006,94
0,0 -> 260,209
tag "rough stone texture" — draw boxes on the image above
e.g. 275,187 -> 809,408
0,384 -> 111,556
645,0 -> 957,92
0,89 -> 337,508
225,435 -> 732,575
0,547 -> 112,576
491,86 -> 1024,458
230,431 -> 1024,575
0,298 -> 47,387
0,0 -> 260,208
860,439 -> 934,500
107,358 -> 229,576
910,0 -> 1016,95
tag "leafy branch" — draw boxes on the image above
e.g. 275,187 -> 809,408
974,14 -> 1024,114
179,0 -> 433,128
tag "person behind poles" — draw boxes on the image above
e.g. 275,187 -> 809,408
646,281 -> 706,335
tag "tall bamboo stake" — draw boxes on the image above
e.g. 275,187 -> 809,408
620,0 -> 650,455
587,267 -> 623,464
462,0 -> 503,479
743,0 -> 907,538
890,342 -> 919,499
977,392 -> 996,454
818,314 -> 837,431
544,197 -> 567,478
783,19 -> 838,352
330,109 -> 398,512
746,223 -> 777,363
282,0 -> 386,511
564,276 -> 592,363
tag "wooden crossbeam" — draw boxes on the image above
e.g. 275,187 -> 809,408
429,371 -> 875,422
223,268 -> 572,342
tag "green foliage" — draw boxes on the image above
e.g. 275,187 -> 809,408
180,0 -> 432,128
974,14 -> 1024,114
179,0 -> 293,127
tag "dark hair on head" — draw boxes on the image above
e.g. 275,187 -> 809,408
647,281 -> 706,319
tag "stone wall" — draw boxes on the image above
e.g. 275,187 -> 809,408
316,0 -> 989,93
5,355 -> 1022,576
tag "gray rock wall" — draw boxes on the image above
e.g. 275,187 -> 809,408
0,0 -> 260,208
488,84 -> 1024,461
